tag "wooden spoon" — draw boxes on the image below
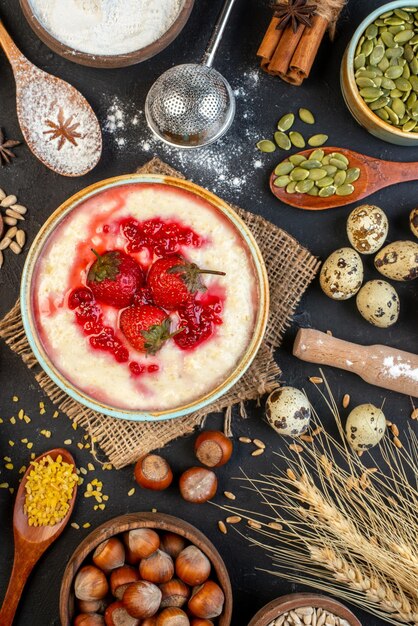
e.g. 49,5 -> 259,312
0,18 -> 102,177
0,448 -> 77,626
270,146 -> 418,210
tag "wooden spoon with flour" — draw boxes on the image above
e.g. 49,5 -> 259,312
0,18 -> 102,176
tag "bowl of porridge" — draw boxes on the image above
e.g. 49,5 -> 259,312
21,175 -> 269,421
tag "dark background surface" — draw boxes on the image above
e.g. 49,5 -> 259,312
0,0 -> 417,625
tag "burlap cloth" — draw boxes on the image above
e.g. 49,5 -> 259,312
0,158 -> 320,469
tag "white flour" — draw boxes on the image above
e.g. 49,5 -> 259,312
29,0 -> 184,56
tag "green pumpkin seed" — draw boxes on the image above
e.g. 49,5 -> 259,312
307,186 -> 319,196
274,131 -> 292,150
300,159 -> 322,169
330,152 -> 349,164
365,23 -> 378,39
318,186 -> 336,198
290,167 -> 309,181
378,56 -> 391,72
391,97 -> 406,117
403,118 -> 417,131
386,46 -> 404,59
404,44 -> 415,62
411,34 -> 418,44
274,175 -> 291,187
369,95 -> 391,110
309,148 -> 325,160
356,76 -> 377,88
407,91 -> 417,107
308,168 -> 327,181
370,44 -> 385,65
308,134 -> 328,147
376,108 -> 390,121
362,39 -> 374,57
385,65 -> 404,78
381,77 -> 396,89
322,155 -> 330,165
381,30 -> 395,46
257,140 -> 275,152
295,179 -> 314,194
323,165 -> 338,176
316,176 -> 335,188
385,105 -> 400,124
277,113 -> 295,131
289,154 -> 306,165
334,170 -> 347,187
299,108 -> 315,124
335,184 -> 355,196
329,157 -> 348,170
274,162 -> 294,176
395,76 -> 412,90
390,87 -> 403,97
356,69 -> 378,78
380,11 -> 394,19
402,63 -> 411,79
345,167 -> 361,183
289,131 -> 305,148
410,75 -> 418,90
359,86 -> 383,100
410,56 -> 418,74
395,8 -> 411,21
394,29 -> 414,43
286,181 -> 297,193
411,102 -> 418,118
354,53 -> 366,69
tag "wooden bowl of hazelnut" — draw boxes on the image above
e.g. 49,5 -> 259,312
60,512 -> 233,626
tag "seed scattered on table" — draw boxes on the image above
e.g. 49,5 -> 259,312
248,519 -> 262,529
224,491 -> 236,500
218,520 -> 227,534
239,436 -> 252,443
253,438 -> 266,449
226,515 -> 242,524
342,393 -> 350,408
309,376 -> 323,384
289,443 -> 303,454
252,447 -> 264,456
411,408 -> 418,420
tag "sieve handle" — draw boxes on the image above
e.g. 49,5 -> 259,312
202,0 -> 237,67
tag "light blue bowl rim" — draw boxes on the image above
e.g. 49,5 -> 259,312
20,174 -> 269,423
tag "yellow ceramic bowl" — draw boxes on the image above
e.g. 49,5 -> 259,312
341,0 -> 418,146
21,174 -> 269,422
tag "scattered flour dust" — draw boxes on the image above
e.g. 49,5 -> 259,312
383,356 -> 418,382
103,71 -> 263,199
29,0 -> 184,56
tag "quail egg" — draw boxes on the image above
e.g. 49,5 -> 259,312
346,204 -> 388,254
320,247 -> 363,300
356,280 -> 400,328
410,208 -> 418,239
265,387 -> 311,436
374,240 -> 418,281
345,404 -> 386,452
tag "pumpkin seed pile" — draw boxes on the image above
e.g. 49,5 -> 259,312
273,149 -> 361,197
256,108 -> 329,153
354,6 -> 418,132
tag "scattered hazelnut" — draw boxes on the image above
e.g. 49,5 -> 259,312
104,601 -> 140,626
156,607 -> 190,626
134,454 -> 173,491
179,468 -> 217,504
160,532 -> 187,559
110,565 -> 140,600
141,618 -> 158,626
175,546 -> 211,586
77,599 -> 107,614
123,528 -> 160,564
93,538 -> 125,574
122,581 -> 162,619
160,578 -> 190,608
139,549 -> 174,584
75,565 -> 109,601
194,431 -> 233,467
188,581 -> 224,619
190,620 -> 214,626
74,614 -> 105,626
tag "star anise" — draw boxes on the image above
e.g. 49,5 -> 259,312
0,128 -> 21,166
273,0 -> 317,33
43,108 -> 82,151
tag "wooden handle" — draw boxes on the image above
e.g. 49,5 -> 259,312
293,329 -> 418,397
0,536 -> 39,626
380,158 -> 418,185
0,19 -> 29,73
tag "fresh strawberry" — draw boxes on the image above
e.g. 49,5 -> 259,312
119,304 -> 182,355
86,249 -> 143,309
147,255 -> 225,310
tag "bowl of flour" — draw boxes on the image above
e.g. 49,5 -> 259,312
20,0 -> 194,68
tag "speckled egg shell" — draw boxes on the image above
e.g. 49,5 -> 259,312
356,280 -> 400,328
319,247 -> 363,300
265,387 -> 311,437
346,204 -> 388,254
374,240 -> 418,281
345,404 -> 386,452
410,208 -> 418,239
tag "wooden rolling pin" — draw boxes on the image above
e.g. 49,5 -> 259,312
293,329 -> 418,398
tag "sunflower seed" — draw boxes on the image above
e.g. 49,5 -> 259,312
277,113 -> 295,131
5,227 -> 17,239
4,217 -> 17,226
289,131 -> 305,148
299,108 -> 315,124
9,241 -> 21,254
308,134 -> 328,147
16,230 -> 26,248
0,237 -> 11,250
1,195 -> 17,207
257,139 -> 276,153
11,204 -> 27,215
0,189 -> 5,201
5,209 -> 24,220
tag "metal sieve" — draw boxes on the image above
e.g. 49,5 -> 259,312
145,0 -> 237,148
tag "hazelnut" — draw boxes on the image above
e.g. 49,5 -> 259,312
104,601 -> 140,626
93,537 -> 125,574
134,454 -> 173,491
179,468 -> 217,504
110,565 -> 140,600
156,607 -> 190,626
188,581 -> 224,619
160,533 -> 187,559
175,547 -> 210,586
194,431 -> 233,467
142,619 -> 158,626
77,599 -> 106,614
74,614 -> 105,626
140,549 -> 174,584
75,565 -> 109,601
122,581 -> 162,619
160,579 -> 190,608
190,621 -> 214,626
123,528 -> 160,564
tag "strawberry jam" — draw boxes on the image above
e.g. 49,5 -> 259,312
175,295 -> 224,350
121,218 -> 201,256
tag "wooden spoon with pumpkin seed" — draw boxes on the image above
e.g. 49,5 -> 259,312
270,146 -> 418,210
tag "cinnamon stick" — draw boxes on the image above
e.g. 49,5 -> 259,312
257,16 -> 283,66
278,68 -> 304,86
290,14 -> 328,78
268,23 -> 305,75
